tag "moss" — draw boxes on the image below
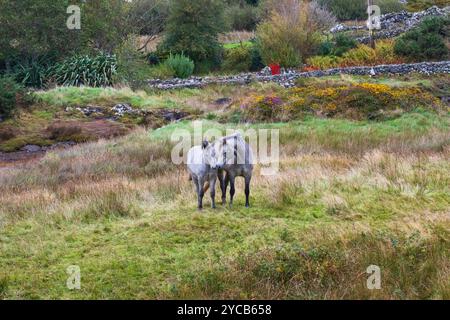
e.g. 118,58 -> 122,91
0,135 -> 53,152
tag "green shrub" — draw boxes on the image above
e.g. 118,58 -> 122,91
164,53 -> 194,79
48,54 -> 117,87
222,46 -> 252,73
319,34 -> 358,57
394,17 -> 449,61
249,45 -> 265,71
0,76 -> 24,117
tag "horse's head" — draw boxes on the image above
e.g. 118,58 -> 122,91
202,140 -> 222,170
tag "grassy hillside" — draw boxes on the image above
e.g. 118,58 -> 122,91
1,107 -> 449,299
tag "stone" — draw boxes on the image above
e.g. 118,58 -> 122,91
21,145 -> 42,153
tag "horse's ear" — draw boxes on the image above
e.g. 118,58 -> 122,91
202,140 -> 209,149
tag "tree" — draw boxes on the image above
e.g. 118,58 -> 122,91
160,0 -> 225,66
0,0 -> 133,72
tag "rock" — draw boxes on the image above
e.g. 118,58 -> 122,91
77,105 -> 104,117
215,97 -> 232,105
21,145 -> 42,153
112,103 -> 135,117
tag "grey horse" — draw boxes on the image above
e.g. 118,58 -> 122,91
217,133 -> 254,208
187,140 -> 221,209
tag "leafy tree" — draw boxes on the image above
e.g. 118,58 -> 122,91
160,0 -> 225,66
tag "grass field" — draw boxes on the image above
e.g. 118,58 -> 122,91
0,74 -> 449,299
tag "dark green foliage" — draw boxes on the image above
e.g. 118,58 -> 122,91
161,0 -> 225,66
48,54 -> 117,87
225,3 -> 261,31
0,76 -> 24,117
164,53 -> 195,79
319,34 -> 358,57
147,53 -> 161,65
249,45 -> 265,71
394,17 -> 449,61
13,55 -> 56,88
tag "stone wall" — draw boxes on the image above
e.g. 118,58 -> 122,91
147,61 -> 450,90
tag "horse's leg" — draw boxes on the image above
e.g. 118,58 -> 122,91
218,170 -> 226,205
245,175 -> 251,208
197,177 -> 205,210
210,175 -> 217,209
229,174 -> 236,208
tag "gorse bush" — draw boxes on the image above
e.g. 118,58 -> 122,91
240,82 -> 442,121
0,76 -> 24,117
394,16 -> 449,61
164,53 -> 194,79
48,54 -> 117,87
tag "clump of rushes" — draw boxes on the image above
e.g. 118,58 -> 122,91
164,53 -> 195,79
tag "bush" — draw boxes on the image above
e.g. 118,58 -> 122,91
394,17 -> 449,61
0,76 -> 24,117
48,54 -> 117,87
319,34 -> 358,57
164,53 -> 194,79
222,46 -> 252,73
308,40 -> 403,69
249,45 -> 265,71
257,0 -> 335,67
